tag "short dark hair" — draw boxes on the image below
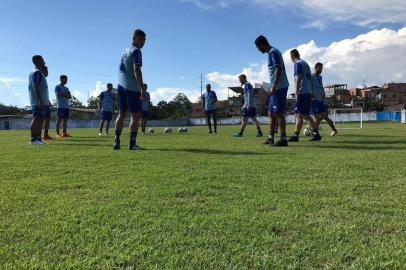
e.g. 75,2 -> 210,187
107,83 -> 113,87
134,29 -> 146,38
315,62 -> 323,69
238,74 -> 247,80
290,49 -> 300,58
32,55 -> 43,65
60,75 -> 68,80
255,35 -> 269,46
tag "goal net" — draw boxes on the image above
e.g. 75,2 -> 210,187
332,108 -> 363,129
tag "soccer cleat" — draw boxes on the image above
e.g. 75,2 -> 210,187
272,140 -> 288,147
98,132 -> 102,136
288,136 -> 299,142
310,134 -> 322,141
256,131 -> 263,137
233,132 -> 243,137
330,130 -> 337,136
56,134 -> 63,139
113,141 -> 121,150
214,130 -> 217,134
62,133 -> 72,137
43,134 -> 53,140
263,138 -> 274,145
29,140 -> 44,145
128,144 -> 145,150
208,130 -> 213,134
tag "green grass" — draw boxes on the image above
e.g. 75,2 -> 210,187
1,122 -> 406,269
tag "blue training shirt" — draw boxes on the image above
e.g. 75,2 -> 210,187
294,59 -> 312,94
55,84 -> 70,109
268,47 -> 289,90
203,91 -> 217,111
99,91 -> 115,112
312,74 -> 324,101
243,82 -> 256,108
141,92 -> 150,112
118,45 -> 142,92
28,69 -> 49,106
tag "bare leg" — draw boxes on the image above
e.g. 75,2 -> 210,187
56,117 -> 62,135
43,118 -> 50,136
99,119 -> 105,133
63,118 -> 68,134
213,111 -> 217,132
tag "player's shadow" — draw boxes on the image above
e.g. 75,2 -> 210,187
155,148 -> 275,156
303,143 -> 406,151
51,143 -> 111,147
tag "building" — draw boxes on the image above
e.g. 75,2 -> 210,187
324,84 -> 349,97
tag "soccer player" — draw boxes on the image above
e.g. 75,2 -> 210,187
98,83 -> 115,136
233,74 -> 263,137
114,29 -> 147,150
311,63 -> 337,136
255,35 -> 289,147
28,55 -> 49,145
140,83 -> 150,134
55,75 -> 72,138
288,49 -> 321,142
42,66 -> 53,140
202,83 -> 218,134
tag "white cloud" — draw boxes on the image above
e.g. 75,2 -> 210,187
90,81 -> 106,97
207,27 -> 406,94
150,87 -> 201,104
181,0 -> 406,29
0,76 -> 26,88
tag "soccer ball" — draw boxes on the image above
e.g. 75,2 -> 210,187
303,128 -> 311,136
164,127 -> 172,133
148,128 -> 154,134
182,127 -> 188,132
178,127 -> 183,133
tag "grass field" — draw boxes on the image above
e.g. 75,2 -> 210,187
1,122 -> 406,269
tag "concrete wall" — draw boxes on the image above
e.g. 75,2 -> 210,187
0,111 -> 395,130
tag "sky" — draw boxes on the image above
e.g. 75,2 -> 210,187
0,0 -> 405,107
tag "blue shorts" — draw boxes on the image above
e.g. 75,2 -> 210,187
117,87 -> 142,113
141,111 -> 149,119
57,108 -> 70,119
241,107 -> 257,118
32,105 -> 50,118
294,94 -> 312,115
101,111 -> 113,121
311,100 -> 328,115
269,87 -> 288,113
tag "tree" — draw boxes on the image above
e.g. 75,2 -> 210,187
327,95 -> 341,109
87,96 -> 100,110
69,95 -> 84,108
149,93 -> 192,120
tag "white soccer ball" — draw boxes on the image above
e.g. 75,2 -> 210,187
148,128 -> 154,134
303,128 -> 311,136
182,127 -> 188,132
178,127 -> 183,133
164,127 -> 172,133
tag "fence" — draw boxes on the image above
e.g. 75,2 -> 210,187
0,111 -> 400,130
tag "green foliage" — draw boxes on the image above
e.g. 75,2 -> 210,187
150,93 -> 192,119
86,96 -> 100,110
1,123 -> 406,269
69,95 -> 85,109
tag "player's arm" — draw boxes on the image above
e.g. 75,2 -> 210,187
98,94 -> 103,112
201,95 -> 205,111
272,65 -> 281,94
33,72 -> 44,109
247,86 -> 253,110
132,49 -> 145,98
213,92 -> 218,103
294,63 -> 302,98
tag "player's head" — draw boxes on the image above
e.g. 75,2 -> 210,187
238,74 -> 247,85
107,83 -> 113,91
206,84 -> 211,91
60,75 -> 68,85
290,49 -> 300,62
43,66 -> 48,77
32,55 -> 45,69
255,35 -> 271,54
143,83 -> 148,91
133,29 -> 146,49
315,62 -> 323,75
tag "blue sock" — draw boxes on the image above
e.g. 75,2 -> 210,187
115,130 -> 122,141
312,128 -> 319,135
130,131 -> 137,146
269,131 -> 275,139
31,133 -> 37,142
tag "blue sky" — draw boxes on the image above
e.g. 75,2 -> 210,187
1,0 -> 405,107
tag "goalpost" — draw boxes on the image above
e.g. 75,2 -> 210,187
402,109 -> 406,124
332,108 -> 363,129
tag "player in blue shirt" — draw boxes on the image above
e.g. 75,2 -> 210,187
140,83 -> 150,134
288,49 -> 321,142
41,66 -> 53,140
114,29 -> 146,150
98,83 -> 115,136
55,75 -> 72,138
255,35 -> 289,147
28,55 -> 49,145
233,74 -> 263,137
202,84 -> 218,134
311,63 -> 337,136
